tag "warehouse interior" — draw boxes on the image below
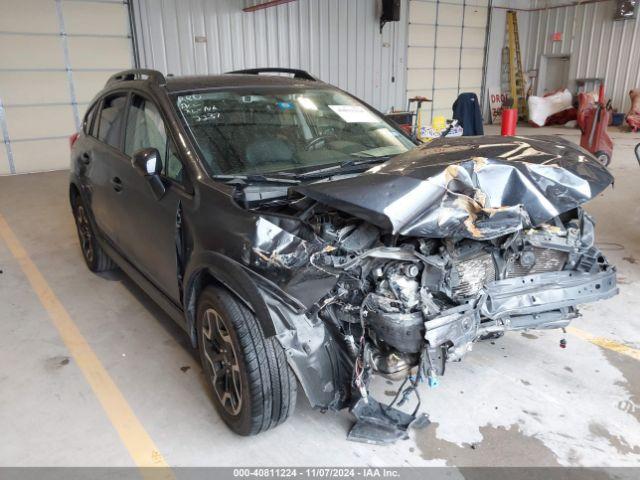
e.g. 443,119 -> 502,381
1,0 -> 639,474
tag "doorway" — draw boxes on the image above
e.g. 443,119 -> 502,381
538,55 -> 570,95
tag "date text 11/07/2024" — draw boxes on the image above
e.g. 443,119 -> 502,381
233,468 -> 401,478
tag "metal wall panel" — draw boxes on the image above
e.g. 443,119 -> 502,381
132,0 -> 409,113
524,0 -> 640,112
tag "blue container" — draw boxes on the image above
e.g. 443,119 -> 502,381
612,112 -> 625,126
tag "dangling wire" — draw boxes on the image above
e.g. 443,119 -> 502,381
384,371 -> 422,419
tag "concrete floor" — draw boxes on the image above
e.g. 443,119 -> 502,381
0,125 -> 639,468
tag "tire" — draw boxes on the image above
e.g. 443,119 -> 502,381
71,193 -> 116,272
594,150 -> 611,166
196,286 -> 297,436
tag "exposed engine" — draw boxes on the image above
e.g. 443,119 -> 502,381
305,206 -> 616,386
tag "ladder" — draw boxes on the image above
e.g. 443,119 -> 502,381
506,10 -> 527,119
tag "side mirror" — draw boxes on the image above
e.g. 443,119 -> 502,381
132,147 -> 162,176
132,148 -> 166,200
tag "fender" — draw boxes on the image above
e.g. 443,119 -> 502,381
183,251 -> 298,346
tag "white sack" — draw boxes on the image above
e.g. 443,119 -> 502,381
527,89 -> 573,127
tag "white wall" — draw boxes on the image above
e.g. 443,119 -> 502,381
524,0 -> 640,113
133,0 -> 409,114
483,0 -> 640,117
134,0 -> 495,121
0,0 -> 134,175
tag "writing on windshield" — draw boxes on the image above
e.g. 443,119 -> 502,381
175,88 -> 413,176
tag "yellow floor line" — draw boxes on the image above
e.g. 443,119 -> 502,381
567,326 -> 640,361
0,213 -> 174,478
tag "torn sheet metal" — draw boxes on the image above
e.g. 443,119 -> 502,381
295,136 -> 614,239
244,216 -> 337,307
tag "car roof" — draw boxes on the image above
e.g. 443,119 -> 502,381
163,73 -> 325,93
100,69 -> 330,98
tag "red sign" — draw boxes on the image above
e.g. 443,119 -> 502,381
551,32 -> 562,42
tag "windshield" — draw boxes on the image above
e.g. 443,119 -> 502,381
174,88 -> 414,176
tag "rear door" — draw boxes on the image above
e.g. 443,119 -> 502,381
88,92 -> 129,246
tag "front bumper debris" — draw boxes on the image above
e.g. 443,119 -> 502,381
424,266 -> 618,364
481,267 -> 618,325
343,266 -> 618,445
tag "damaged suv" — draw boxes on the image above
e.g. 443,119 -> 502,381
70,68 -> 617,443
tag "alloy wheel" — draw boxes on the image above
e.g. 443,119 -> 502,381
201,308 -> 243,416
75,205 -> 94,264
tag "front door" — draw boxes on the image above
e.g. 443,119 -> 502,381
115,93 -> 190,303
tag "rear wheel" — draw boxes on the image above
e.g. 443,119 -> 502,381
196,286 -> 297,436
71,193 -> 115,272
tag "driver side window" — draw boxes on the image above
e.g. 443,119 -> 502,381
125,95 -> 184,183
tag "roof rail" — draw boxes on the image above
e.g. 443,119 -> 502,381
106,69 -> 167,87
226,68 -> 317,81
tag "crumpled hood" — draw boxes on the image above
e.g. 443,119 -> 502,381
294,135 -> 614,239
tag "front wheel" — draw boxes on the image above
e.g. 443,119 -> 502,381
196,286 -> 297,436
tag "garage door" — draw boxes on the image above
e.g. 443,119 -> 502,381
407,0 -> 489,122
0,0 -> 134,174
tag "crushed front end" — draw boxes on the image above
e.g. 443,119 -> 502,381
311,208 -> 617,384
305,206 -> 616,443
233,136 -> 618,444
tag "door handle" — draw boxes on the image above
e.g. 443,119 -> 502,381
111,176 -> 123,192
80,152 -> 91,165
